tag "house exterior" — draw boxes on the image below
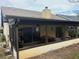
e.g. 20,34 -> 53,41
1,7 -> 79,59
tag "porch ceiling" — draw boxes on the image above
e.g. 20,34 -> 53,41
8,16 -> 79,26
16,17 -> 79,26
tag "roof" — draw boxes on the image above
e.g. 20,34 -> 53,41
1,7 -> 65,20
57,15 -> 79,21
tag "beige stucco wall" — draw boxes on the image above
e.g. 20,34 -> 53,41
41,7 -> 52,19
63,26 -> 69,37
47,26 -> 56,37
40,25 -> 46,37
40,25 -> 56,38
19,38 -> 79,59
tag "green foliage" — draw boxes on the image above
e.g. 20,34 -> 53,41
74,54 -> 79,59
0,34 -> 6,42
68,30 -> 76,37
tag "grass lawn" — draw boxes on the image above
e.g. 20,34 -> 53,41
74,54 -> 79,59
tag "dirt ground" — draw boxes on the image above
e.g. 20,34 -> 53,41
0,43 -> 79,59
0,44 -> 14,59
0,47 -> 6,59
28,43 -> 79,59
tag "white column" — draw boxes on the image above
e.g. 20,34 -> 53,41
3,22 -> 11,49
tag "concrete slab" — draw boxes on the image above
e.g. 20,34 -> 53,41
19,38 -> 79,59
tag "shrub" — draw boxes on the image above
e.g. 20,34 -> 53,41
0,34 -> 6,42
74,54 -> 79,59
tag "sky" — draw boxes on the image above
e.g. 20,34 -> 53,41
0,0 -> 79,25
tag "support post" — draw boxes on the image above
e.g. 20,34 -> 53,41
15,27 -> 19,59
12,25 -> 19,59
75,26 -> 78,38
45,25 -> 48,43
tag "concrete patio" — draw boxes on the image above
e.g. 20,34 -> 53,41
19,38 -> 79,59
